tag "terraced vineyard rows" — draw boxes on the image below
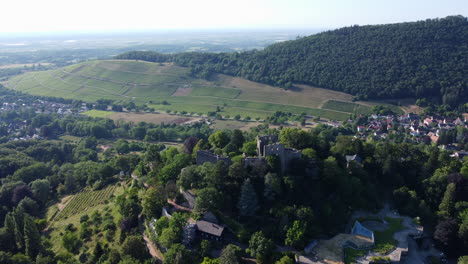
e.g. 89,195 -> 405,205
54,185 -> 117,221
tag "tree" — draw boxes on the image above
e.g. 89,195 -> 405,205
177,165 -> 202,190
154,217 -> 170,236
264,172 -> 282,201
159,227 -> 180,249
246,231 -> 274,264
195,188 -> 221,213
29,179 -> 49,205
182,136 -> 199,155
438,183 -> 456,218
12,163 -> 51,184
219,244 -> 241,264
458,210 -> 468,249
23,214 -> 41,259
434,218 -> 459,255
62,231 -> 81,253
142,186 -> 166,219
459,256 -> 468,264
192,139 -> 208,158
230,130 -> 245,149
91,242 -> 104,263
275,256 -> 294,264
116,188 -> 141,221
201,257 -> 220,264
393,187 -> 420,217
208,131 -> 230,149
169,212 -> 187,236
241,141 -> 257,156
302,148 -> 317,160
17,197 -> 39,217
266,155 -> 281,173
121,235 -> 149,261
164,243 -> 193,264
280,128 -> 311,149
285,220 -> 307,248
114,139 -> 130,154
11,185 -> 33,205
237,179 -> 259,216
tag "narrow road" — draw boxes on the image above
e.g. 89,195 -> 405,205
138,215 -> 164,262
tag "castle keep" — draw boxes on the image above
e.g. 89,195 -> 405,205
195,135 -> 301,172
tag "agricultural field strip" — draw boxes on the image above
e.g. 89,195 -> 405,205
31,72 -> 118,98
61,69 -> 153,86
5,73 -> 34,90
61,68 -> 194,91
96,64 -> 181,77
8,71 -> 106,98
185,95 -> 352,115
66,66 -> 242,93
51,68 -> 350,116
49,71 -> 131,98
54,185 -> 117,222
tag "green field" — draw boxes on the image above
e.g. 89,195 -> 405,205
190,86 -> 241,98
7,60 -> 399,121
82,109 -> 115,118
322,100 -> 372,115
373,217 -> 404,254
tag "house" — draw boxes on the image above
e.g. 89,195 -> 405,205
424,118 -> 433,126
351,221 -> 374,243
346,154 -> 362,168
357,126 -> 366,132
195,220 -> 224,241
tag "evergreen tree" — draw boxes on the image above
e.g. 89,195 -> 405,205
23,214 -> 41,259
439,183 -> 456,218
13,207 -> 25,250
237,179 -> 259,216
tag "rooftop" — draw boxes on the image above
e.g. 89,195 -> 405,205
196,220 -> 224,237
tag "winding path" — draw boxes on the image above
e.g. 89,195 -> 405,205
138,215 -> 164,262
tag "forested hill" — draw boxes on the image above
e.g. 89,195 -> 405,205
116,16 -> 467,107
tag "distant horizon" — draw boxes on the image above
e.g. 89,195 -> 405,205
0,14 -> 465,38
0,0 -> 466,34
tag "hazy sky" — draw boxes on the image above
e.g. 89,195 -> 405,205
1,0 -> 466,33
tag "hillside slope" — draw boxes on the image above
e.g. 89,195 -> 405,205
166,16 -> 466,107
7,60 -> 388,120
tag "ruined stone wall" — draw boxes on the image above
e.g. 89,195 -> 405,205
196,150 -> 232,165
264,143 -> 301,172
257,135 -> 278,156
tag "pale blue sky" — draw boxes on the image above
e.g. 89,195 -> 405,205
0,0 -> 466,33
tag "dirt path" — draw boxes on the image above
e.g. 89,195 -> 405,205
43,195 -> 74,231
167,199 -> 193,212
138,215 -> 164,262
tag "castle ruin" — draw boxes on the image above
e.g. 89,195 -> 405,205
196,150 -> 232,166
244,135 -> 301,172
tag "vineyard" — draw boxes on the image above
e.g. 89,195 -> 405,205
54,185 -> 117,221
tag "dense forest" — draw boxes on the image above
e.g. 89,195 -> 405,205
117,16 -> 467,108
